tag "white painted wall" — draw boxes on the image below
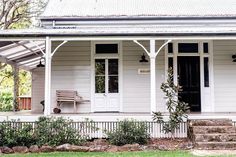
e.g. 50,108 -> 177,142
51,41 -> 91,113
213,40 -> 236,112
31,68 -> 45,113
122,41 -> 165,113
29,39 -> 236,113
31,40 -> 168,114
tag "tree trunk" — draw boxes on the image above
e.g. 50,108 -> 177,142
12,65 -> 19,111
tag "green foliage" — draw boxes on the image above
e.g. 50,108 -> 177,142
0,92 -> 13,111
0,117 -> 93,147
34,117 -> 86,146
153,68 -> 189,137
106,119 -> 150,146
0,65 -> 31,111
0,122 -> 36,147
0,65 -> 31,96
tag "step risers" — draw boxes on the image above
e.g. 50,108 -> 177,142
196,142 -> 236,150
190,119 -> 232,126
192,126 -> 236,134
194,134 -> 236,142
190,119 -> 236,150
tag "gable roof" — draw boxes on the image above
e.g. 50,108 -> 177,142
41,0 -> 236,19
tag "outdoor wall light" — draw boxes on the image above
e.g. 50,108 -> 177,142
139,53 -> 148,63
36,57 -> 45,67
232,54 -> 236,62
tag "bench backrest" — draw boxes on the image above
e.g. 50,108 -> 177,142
56,90 -> 77,101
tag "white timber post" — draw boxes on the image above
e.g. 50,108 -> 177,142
44,36 -> 52,116
133,39 -> 172,114
150,39 -> 157,113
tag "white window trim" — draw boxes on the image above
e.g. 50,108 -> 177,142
90,41 -> 123,112
165,40 -> 214,112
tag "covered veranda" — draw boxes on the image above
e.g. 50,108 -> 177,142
0,26 -> 236,119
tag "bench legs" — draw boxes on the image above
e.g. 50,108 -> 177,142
56,101 -> 77,113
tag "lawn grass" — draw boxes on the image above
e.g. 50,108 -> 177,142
1,151 -> 235,157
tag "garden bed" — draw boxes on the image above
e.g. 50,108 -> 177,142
0,138 -> 193,154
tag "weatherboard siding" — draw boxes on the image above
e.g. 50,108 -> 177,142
51,41 -> 91,113
122,41 -> 166,113
29,40 -> 236,113
213,40 -> 236,112
31,40 -> 167,113
31,68 -> 45,112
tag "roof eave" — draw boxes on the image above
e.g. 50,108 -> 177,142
39,16 -> 236,21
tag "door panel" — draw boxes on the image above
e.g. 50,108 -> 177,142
94,58 -> 119,112
177,56 -> 201,112
107,94 -> 120,111
94,95 -> 107,111
94,59 -> 106,110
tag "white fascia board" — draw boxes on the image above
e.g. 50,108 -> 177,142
1,35 -> 236,42
49,36 -> 236,41
52,19 -> 236,26
0,38 -> 46,41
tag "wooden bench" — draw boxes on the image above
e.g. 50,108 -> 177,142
56,90 -> 89,112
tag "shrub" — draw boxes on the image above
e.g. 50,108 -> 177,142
153,68 -> 189,138
0,117 -> 91,147
0,121 -> 36,147
34,117 -> 86,146
0,92 -> 13,111
106,119 -> 150,146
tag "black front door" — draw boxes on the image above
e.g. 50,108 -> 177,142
177,56 -> 201,112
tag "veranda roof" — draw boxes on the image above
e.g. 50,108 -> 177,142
1,21 -> 236,71
0,41 -> 45,71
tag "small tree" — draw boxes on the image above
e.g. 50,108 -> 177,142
153,68 -> 189,138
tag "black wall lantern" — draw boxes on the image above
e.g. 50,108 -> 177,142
36,57 -> 45,68
139,53 -> 148,63
232,54 -> 236,62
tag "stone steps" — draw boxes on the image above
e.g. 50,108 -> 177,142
190,119 -> 232,126
196,142 -> 236,150
194,134 -> 236,142
189,119 -> 236,150
192,126 -> 236,134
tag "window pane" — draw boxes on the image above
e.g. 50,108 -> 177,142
168,43 -> 173,53
178,43 -> 198,53
109,76 -> 119,93
96,44 -> 118,54
204,57 -> 209,87
204,43 -> 209,53
108,59 -> 118,75
95,59 -> 105,75
95,76 -> 105,93
168,57 -> 173,69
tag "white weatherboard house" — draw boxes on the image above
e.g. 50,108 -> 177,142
1,0 -> 236,122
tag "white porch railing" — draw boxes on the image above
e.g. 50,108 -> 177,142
0,121 -> 188,139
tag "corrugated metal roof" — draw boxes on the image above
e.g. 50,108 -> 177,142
0,41 -> 45,70
41,0 -> 236,18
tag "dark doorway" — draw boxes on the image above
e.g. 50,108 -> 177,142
177,56 -> 201,112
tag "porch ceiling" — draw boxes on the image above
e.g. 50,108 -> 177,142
0,41 -> 45,71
